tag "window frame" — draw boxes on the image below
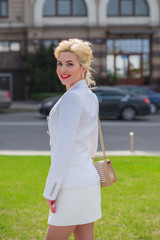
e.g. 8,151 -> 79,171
108,0 -> 149,17
0,41 -> 21,52
106,38 -> 150,82
43,0 -> 87,17
0,0 -> 8,18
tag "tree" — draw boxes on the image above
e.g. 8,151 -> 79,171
21,45 -> 65,95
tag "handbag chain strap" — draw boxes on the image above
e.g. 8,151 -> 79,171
97,114 -> 108,160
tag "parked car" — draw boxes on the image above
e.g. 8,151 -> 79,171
117,85 -> 160,114
38,87 -> 150,121
92,87 -> 151,120
0,89 -> 12,108
38,96 -> 61,116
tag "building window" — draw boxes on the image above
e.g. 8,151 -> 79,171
43,39 -> 59,49
0,41 -> 21,52
43,0 -> 87,16
107,0 -> 149,16
106,39 -> 150,84
0,0 -> 8,17
10,42 -> 21,51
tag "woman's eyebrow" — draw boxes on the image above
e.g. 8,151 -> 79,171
66,60 -> 74,63
57,60 -> 74,64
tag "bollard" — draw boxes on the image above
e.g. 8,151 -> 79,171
129,131 -> 134,152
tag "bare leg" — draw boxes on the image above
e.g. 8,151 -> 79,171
45,225 -> 76,240
73,222 -> 95,240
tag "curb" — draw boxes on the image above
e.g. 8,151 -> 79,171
0,151 -> 160,156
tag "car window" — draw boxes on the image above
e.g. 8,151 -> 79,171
146,89 -> 156,94
92,90 -> 102,97
130,88 -> 147,95
119,88 -> 136,96
101,90 -> 124,97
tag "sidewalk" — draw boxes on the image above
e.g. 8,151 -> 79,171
0,150 -> 160,156
10,100 -> 38,111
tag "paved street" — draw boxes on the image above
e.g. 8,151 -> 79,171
100,117 -> 160,152
0,109 -> 160,153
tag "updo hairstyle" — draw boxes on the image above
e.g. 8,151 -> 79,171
54,38 -> 96,87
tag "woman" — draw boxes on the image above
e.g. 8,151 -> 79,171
44,38 -> 101,240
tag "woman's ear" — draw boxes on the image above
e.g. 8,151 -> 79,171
82,68 -> 86,78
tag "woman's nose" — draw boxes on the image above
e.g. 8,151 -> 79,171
61,65 -> 67,73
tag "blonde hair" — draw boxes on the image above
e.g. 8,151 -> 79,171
54,38 -> 96,87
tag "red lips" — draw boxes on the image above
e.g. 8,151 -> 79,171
61,74 -> 70,79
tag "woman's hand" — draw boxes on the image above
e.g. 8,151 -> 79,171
45,199 -> 56,213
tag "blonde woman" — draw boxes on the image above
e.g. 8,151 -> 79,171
44,38 -> 101,240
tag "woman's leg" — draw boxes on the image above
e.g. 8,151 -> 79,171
73,222 -> 95,240
45,225 -> 76,240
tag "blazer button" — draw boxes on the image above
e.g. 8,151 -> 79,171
50,182 -> 58,195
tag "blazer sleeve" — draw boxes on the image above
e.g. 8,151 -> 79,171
88,94 -> 99,158
43,93 -> 82,200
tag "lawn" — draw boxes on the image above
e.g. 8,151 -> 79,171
0,155 -> 160,240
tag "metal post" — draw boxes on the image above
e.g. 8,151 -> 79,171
129,131 -> 134,152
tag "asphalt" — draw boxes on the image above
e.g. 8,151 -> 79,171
1,100 -> 160,156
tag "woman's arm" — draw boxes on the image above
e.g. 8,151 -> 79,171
88,93 -> 99,158
88,122 -> 98,158
43,92 -> 82,200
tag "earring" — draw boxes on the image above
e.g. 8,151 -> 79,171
82,73 -> 84,79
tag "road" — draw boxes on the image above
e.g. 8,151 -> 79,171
0,111 -> 160,152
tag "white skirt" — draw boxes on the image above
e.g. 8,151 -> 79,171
48,182 -> 101,226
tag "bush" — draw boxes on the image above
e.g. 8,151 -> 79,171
30,92 -> 63,101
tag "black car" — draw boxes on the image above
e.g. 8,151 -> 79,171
38,96 -> 61,116
118,85 -> 160,114
38,87 -> 150,121
92,87 -> 150,120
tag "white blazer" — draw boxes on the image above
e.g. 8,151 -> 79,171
43,79 -> 100,200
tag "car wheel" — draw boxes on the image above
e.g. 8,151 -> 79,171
121,107 -> 136,121
150,103 -> 157,114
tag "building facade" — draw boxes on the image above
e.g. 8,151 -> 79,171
0,0 -> 160,99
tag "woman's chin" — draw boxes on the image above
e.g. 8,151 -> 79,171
59,79 -> 68,85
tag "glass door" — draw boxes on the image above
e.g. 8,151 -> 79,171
128,55 -> 142,79
115,53 -> 143,84
115,55 -> 128,79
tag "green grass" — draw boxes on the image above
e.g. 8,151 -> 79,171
0,155 -> 160,240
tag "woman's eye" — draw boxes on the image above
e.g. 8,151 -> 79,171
57,62 -> 73,67
67,63 -> 73,66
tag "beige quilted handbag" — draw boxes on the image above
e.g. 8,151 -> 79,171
93,115 -> 117,187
